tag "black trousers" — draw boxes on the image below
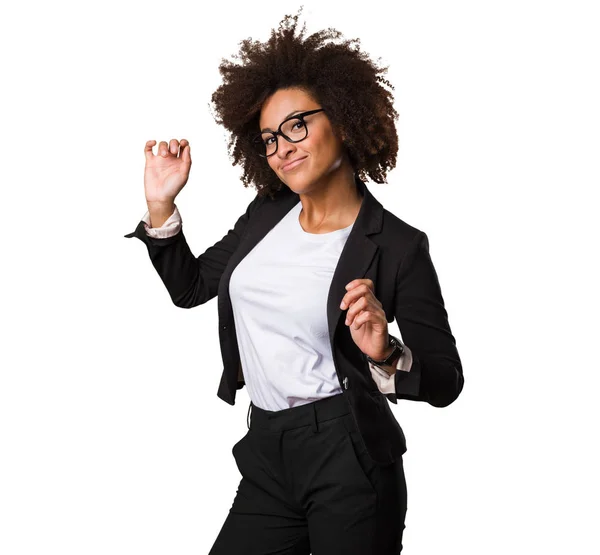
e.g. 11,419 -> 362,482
209,392 -> 407,554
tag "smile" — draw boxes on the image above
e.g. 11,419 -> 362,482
282,156 -> 308,171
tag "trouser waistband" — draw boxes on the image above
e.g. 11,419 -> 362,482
247,393 -> 350,434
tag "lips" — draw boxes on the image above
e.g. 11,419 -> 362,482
281,156 -> 308,171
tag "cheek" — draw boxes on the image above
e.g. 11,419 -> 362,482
301,131 -> 330,160
313,127 -> 342,155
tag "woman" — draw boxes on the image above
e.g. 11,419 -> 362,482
125,8 -> 463,554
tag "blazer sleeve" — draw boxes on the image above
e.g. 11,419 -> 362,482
387,230 -> 464,407
123,193 -> 265,308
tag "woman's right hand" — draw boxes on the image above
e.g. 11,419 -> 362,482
144,139 -> 192,204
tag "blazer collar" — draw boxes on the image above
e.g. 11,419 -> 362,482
219,173 -> 384,347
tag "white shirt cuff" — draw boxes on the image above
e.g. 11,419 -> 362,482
141,204 -> 182,238
369,344 -> 413,394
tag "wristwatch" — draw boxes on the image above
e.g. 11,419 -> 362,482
366,334 -> 405,373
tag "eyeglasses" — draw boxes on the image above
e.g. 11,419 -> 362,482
251,108 -> 325,158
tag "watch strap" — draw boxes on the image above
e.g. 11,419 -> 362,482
367,334 -> 404,366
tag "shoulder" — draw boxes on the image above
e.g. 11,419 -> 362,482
374,206 -> 432,284
380,205 -> 426,248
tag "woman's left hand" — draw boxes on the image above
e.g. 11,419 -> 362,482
340,279 -> 394,366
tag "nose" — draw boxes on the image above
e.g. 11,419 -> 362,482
276,135 -> 295,155
274,137 -> 296,164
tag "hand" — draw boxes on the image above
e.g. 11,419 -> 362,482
339,279 -> 395,366
144,139 -> 192,204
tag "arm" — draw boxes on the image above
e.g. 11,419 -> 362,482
124,193 -> 265,308
386,231 -> 464,407
369,344 -> 413,394
142,204 -> 182,239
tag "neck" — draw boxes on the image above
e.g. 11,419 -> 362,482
297,168 -> 363,230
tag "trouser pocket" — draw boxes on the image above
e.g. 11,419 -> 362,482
339,413 -> 378,498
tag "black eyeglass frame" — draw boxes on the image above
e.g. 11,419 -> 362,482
252,108 -> 326,158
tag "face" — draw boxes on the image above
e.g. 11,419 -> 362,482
258,87 -> 349,194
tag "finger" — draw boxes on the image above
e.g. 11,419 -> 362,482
157,140 -> 169,157
169,138 -> 180,155
352,309 -> 385,331
144,140 -> 156,161
182,141 -> 191,163
345,279 -> 374,291
345,296 -> 369,325
341,284 -> 375,310
350,309 -> 375,329
179,139 -> 191,160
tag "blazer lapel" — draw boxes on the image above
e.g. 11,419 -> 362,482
325,178 -> 382,347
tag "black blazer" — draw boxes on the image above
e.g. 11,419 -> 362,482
124,174 -> 464,465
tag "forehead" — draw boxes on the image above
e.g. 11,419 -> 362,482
259,88 -> 318,128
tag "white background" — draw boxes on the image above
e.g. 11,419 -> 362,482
1,1 -> 598,553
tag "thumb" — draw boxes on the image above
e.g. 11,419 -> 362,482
144,139 -> 157,161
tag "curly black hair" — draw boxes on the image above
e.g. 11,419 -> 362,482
209,5 -> 399,200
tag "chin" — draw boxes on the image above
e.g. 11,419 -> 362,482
282,177 -> 315,195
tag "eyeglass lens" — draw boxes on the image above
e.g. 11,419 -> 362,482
255,118 -> 307,157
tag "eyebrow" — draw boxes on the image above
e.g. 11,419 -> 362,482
260,110 -> 304,132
